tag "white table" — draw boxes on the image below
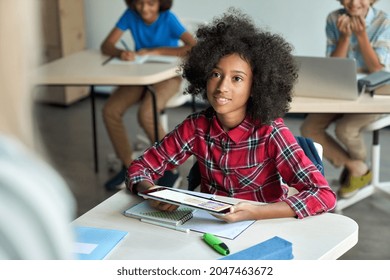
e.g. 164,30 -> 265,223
33,50 -> 181,172
73,189 -> 358,260
290,93 -> 390,113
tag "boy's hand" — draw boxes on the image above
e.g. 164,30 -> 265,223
337,14 -> 352,37
350,15 -> 366,36
120,50 -> 135,61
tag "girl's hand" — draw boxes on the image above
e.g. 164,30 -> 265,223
148,199 -> 179,212
120,50 -> 135,61
135,182 -> 178,212
215,202 -> 260,223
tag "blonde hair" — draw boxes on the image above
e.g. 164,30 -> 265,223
0,0 -> 40,147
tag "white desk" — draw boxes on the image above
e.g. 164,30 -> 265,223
33,50 -> 181,172
34,50 -> 179,85
290,93 -> 390,113
73,189 -> 358,260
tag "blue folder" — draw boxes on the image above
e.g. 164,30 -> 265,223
73,226 -> 127,260
221,236 -> 293,260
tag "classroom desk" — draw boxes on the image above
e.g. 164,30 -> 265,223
33,49 -> 181,172
72,189 -> 358,260
290,93 -> 390,113
289,93 -> 390,211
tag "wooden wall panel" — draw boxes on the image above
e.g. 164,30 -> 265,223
37,0 -> 89,105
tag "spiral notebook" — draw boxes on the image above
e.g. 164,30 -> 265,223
124,200 -> 194,226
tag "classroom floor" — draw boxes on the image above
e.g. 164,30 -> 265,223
33,94 -> 390,260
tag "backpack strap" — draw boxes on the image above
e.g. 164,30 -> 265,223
187,161 -> 201,191
295,136 -> 325,175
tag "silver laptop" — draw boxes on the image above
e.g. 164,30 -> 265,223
293,56 -> 359,100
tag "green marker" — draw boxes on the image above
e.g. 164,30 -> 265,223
203,233 -> 230,255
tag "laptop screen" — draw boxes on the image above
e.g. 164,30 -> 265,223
293,56 -> 359,100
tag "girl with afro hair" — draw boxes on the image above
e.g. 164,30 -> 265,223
127,8 -> 336,222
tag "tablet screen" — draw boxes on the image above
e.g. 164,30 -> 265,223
139,187 -> 233,214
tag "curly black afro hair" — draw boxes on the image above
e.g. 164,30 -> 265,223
181,8 -> 298,125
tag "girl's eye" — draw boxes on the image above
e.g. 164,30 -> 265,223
233,76 -> 243,82
210,72 -> 221,78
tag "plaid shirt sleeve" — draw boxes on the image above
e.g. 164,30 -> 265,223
267,124 -> 337,219
126,115 -> 196,193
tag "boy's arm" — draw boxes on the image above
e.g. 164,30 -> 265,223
331,35 -> 350,58
330,14 -> 351,58
100,27 -> 135,60
352,16 -> 384,73
136,31 -> 196,57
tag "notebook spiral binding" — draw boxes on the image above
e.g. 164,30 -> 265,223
141,208 -> 193,225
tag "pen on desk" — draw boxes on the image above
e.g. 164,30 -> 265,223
102,40 -> 130,66
203,233 -> 230,255
120,39 -> 134,62
140,219 -> 190,233
102,56 -> 113,66
120,39 -> 131,51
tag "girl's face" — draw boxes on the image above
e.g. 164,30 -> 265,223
341,0 -> 373,17
207,53 -> 253,130
134,0 -> 160,24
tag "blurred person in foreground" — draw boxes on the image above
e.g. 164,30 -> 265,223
0,0 -> 76,259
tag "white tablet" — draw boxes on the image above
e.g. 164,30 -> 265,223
139,187 -> 234,215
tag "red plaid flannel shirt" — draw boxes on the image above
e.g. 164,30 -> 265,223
127,109 -> 336,218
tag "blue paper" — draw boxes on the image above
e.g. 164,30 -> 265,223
73,226 -> 127,260
221,236 -> 293,260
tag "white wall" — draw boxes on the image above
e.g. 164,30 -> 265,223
84,0 -> 390,56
